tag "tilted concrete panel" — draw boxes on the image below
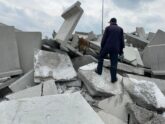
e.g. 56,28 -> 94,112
55,1 -> 84,44
16,32 -> 42,73
0,26 -> 22,78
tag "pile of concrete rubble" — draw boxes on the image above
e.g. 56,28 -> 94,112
0,1 -> 165,124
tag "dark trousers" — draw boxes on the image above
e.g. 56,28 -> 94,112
96,49 -> 118,81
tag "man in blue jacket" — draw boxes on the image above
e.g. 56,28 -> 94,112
95,18 -> 124,83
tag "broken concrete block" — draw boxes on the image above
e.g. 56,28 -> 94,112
72,55 -> 97,71
87,31 -> 97,41
127,103 -> 165,124
123,77 -> 165,111
136,27 -> 146,39
89,40 -> 101,53
9,70 -> 34,92
0,26 -> 22,78
78,62 -> 123,96
126,33 -> 149,49
98,111 -> 127,124
55,1 -> 84,46
147,32 -> 155,41
66,80 -> 82,87
34,50 -> 77,82
6,79 -> 57,100
1,93 -> 105,124
127,74 -> 165,95
70,34 -> 79,48
6,84 -> 42,100
143,30 -> 165,73
42,79 -> 58,96
0,77 -> 11,83
16,32 -> 42,73
85,48 -> 98,58
98,93 -> 133,122
104,59 -> 144,75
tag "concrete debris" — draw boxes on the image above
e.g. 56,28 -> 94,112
6,79 -> 57,100
123,77 -> 165,111
78,62 -> 123,96
104,59 -> 145,75
66,79 -> 82,87
16,32 -> 42,73
1,93 -> 105,124
9,70 -> 35,92
0,26 -> 22,78
34,50 -> 77,82
147,32 -> 155,41
55,1 -> 84,47
126,33 -> 149,49
72,55 -> 97,71
127,103 -> 165,124
98,111 -> 127,124
70,34 -> 79,48
136,27 -> 146,39
98,92 -> 133,122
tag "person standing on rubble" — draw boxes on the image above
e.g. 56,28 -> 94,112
95,18 -> 124,83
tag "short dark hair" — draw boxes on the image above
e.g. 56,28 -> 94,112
110,18 -> 117,23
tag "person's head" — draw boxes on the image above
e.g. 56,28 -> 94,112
109,18 -> 117,24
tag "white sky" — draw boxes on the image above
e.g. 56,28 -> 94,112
0,0 -> 165,38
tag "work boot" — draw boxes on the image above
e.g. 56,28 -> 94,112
111,78 -> 118,83
95,69 -> 101,75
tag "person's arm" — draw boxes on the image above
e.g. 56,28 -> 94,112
119,28 -> 125,55
101,27 -> 108,48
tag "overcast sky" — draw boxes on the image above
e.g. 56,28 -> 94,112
0,0 -> 164,38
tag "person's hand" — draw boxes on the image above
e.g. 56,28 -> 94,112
119,53 -> 124,62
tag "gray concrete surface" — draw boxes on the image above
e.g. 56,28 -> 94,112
136,27 -> 146,39
16,32 -> 42,73
55,1 -> 83,46
0,26 -> 22,78
1,93 -> 105,124
9,70 -> 34,92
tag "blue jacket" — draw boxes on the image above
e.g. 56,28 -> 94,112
101,24 -> 124,55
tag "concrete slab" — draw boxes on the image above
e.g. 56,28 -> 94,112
42,79 -> 58,96
1,93 -> 105,124
9,70 -> 34,93
16,32 -> 42,73
0,26 -> 22,78
127,74 -> 165,95
126,33 -> 149,49
78,62 -> 123,96
72,55 -> 97,71
6,84 -> 42,100
66,80 -> 82,87
98,111 -> 126,124
136,27 -> 146,39
123,46 -> 136,63
55,1 -> 83,46
98,93 -> 133,122
34,50 -> 77,82
147,32 -> 155,41
123,77 -> 165,111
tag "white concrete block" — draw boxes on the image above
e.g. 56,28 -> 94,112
0,93 -> 105,124
0,26 -> 22,77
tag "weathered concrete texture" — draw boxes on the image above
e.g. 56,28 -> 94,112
6,79 -> 57,100
127,74 -> 165,95
0,26 -> 22,78
72,55 -> 97,71
16,32 -> 42,73
123,77 -> 165,111
143,30 -> 165,73
98,93 -> 133,122
123,46 -> 144,66
55,1 -> 84,45
6,84 -> 42,100
98,111 -> 126,124
127,103 -> 165,124
136,27 -> 146,39
104,59 -> 144,75
9,70 -> 34,93
147,32 -> 155,41
126,33 -> 149,49
34,50 -> 77,82
70,34 -> 79,48
78,62 -> 123,96
1,93 -> 105,124
42,80 -> 58,96
66,79 -> 82,87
